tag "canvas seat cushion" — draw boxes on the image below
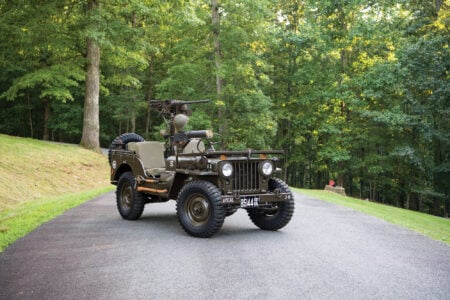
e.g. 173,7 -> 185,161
127,141 -> 166,175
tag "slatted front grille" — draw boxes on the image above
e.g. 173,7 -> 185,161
232,161 -> 260,192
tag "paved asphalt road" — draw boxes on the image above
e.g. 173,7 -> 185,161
1,191 -> 449,300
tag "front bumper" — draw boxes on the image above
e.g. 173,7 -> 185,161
221,191 -> 292,208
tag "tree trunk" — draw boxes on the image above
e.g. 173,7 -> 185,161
129,12 -> 137,134
212,0 -> 225,139
445,193 -> 449,218
405,193 -> 410,210
80,0 -> 101,152
43,98 -> 51,141
145,107 -> 151,138
435,0 -> 443,13
130,103 -> 136,133
27,94 -> 34,138
283,119 -> 291,181
145,58 -> 154,139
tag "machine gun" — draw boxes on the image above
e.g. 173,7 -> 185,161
149,99 -> 211,156
149,99 -> 209,118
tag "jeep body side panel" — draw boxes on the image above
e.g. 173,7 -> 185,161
110,149 -> 173,201
110,150 -> 144,183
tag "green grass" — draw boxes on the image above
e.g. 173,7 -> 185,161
0,186 -> 114,252
0,134 -> 111,211
0,134 -> 113,252
295,188 -> 450,245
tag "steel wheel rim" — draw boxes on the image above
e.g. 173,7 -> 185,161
121,182 -> 133,209
186,194 -> 210,226
264,203 -> 280,217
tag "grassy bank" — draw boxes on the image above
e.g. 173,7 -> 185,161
295,188 -> 450,246
0,187 -> 113,251
0,134 -> 112,251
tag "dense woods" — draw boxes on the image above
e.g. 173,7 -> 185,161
0,0 -> 448,217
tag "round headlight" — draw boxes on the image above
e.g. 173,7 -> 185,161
261,161 -> 273,176
221,162 -> 233,177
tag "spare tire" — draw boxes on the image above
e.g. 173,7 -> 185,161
108,133 -> 144,167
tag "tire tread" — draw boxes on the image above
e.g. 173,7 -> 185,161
176,180 -> 225,238
116,172 -> 145,220
247,178 -> 294,231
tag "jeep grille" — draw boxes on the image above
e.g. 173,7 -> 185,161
232,161 -> 260,192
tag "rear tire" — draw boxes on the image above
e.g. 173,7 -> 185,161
116,172 -> 145,220
247,178 -> 294,231
108,133 -> 144,167
177,181 -> 225,238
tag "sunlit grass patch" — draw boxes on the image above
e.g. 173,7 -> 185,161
0,187 -> 113,251
0,134 -> 113,251
295,188 -> 450,246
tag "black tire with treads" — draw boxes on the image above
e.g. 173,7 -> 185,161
247,178 -> 294,231
108,133 -> 144,166
176,180 -> 225,238
116,171 -> 145,220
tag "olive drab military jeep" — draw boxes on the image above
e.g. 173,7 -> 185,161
108,100 -> 294,238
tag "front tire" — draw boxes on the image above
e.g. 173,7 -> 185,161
176,181 -> 225,238
116,172 -> 145,220
247,178 -> 294,231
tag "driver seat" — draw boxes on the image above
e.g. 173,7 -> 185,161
127,141 -> 166,176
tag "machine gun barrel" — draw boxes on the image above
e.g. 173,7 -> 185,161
149,99 -> 210,106
186,130 -> 213,139
170,99 -> 210,105
149,99 -> 210,117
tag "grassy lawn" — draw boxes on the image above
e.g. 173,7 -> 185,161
0,134 -> 113,252
295,188 -> 450,246
0,186 -> 113,251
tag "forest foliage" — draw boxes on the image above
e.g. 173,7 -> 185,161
0,0 -> 448,217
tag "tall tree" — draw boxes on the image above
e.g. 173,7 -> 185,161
1,0 -> 448,216
212,0 -> 225,138
80,0 -> 101,151
0,1 -> 84,140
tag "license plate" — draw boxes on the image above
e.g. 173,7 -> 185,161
222,196 -> 234,204
282,193 -> 292,200
240,196 -> 259,208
